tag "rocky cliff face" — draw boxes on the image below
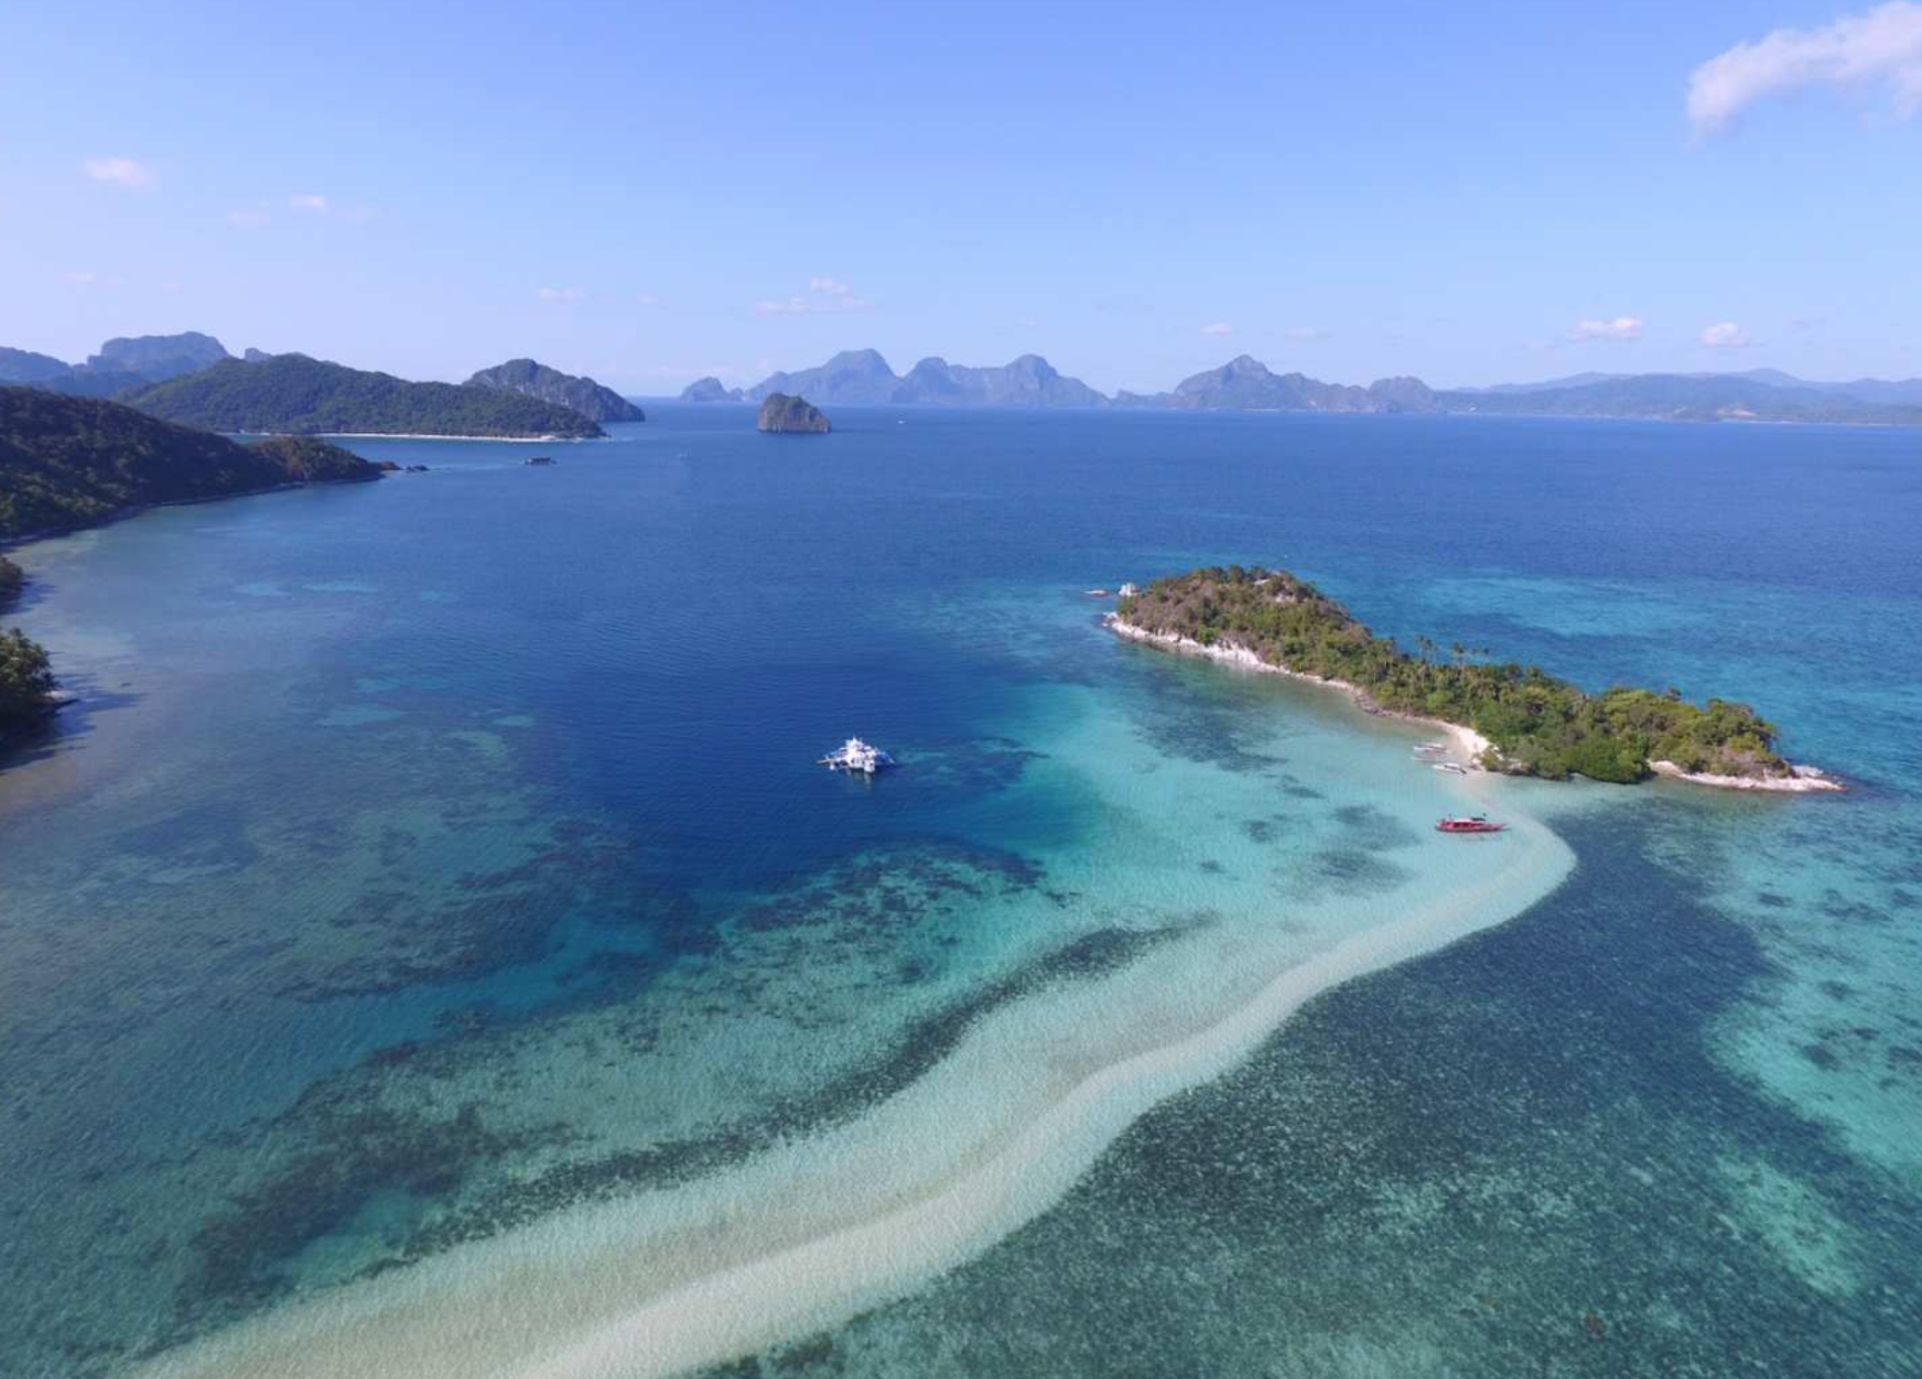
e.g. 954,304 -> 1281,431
464,358 -> 644,423
892,354 -> 1108,407
1142,355 -> 1437,413
745,349 -> 1107,407
2,333 -> 233,396
748,350 -> 899,406
756,393 -> 830,434
84,332 -> 232,382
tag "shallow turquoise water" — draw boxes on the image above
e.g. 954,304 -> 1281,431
0,409 -> 1917,1375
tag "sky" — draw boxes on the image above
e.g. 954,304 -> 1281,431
1,0 -> 1918,393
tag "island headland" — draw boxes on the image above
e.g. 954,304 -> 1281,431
757,393 -> 831,434
126,354 -> 606,440
0,388 -> 389,743
464,358 -> 644,423
1110,566 -> 1839,791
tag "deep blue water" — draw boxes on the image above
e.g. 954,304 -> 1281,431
1,407 -> 1918,1376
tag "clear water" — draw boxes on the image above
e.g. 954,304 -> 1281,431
1,409 -> 1916,1376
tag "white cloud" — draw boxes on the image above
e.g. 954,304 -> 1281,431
289,193 -> 330,214
227,206 -> 270,227
755,277 -> 872,316
1569,316 -> 1645,343
1281,326 -> 1329,342
1199,322 -> 1234,337
1688,2 -> 1922,139
82,157 -> 156,189
65,271 -> 98,285
1700,321 -> 1759,348
537,286 -> 586,303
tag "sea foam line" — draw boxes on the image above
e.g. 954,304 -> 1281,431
139,788 -> 1571,1379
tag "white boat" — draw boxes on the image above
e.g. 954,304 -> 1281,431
820,737 -> 897,775
1432,761 -> 1469,775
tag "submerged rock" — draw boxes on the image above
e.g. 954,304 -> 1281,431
757,393 -> 830,434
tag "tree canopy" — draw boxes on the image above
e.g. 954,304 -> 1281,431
1119,566 -> 1791,783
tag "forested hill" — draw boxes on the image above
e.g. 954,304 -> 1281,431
0,387 -> 382,538
1117,566 -> 1798,784
464,358 -> 644,423
124,354 -> 606,439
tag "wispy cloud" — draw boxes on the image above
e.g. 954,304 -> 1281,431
755,277 -> 872,316
282,194 -> 373,221
1199,322 -> 1234,337
1689,2 -> 1922,139
537,286 -> 586,303
1281,326 -> 1329,342
227,205 -> 271,227
1569,316 -> 1645,343
82,157 -> 156,189
1700,321 -> 1759,348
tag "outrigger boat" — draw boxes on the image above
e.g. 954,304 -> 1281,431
819,737 -> 897,775
1436,814 -> 1505,834
1432,761 -> 1469,775
1413,741 -> 1449,755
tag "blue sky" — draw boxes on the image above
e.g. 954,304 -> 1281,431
2,0 -> 1918,392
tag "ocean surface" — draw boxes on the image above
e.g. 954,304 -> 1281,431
1,407 -> 1918,1377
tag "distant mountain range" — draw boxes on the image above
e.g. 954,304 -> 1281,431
1115,355 -> 1436,412
1460,367 -> 1922,408
8,331 -> 1922,431
679,350 -> 1922,426
1434,373 -> 1922,424
681,350 -> 1107,409
127,354 -> 606,438
0,332 -> 234,399
0,335 -> 633,438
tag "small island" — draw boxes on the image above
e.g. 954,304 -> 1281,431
757,393 -> 830,434
1112,566 -> 1838,791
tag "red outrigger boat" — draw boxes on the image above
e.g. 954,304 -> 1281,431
1436,814 -> 1506,834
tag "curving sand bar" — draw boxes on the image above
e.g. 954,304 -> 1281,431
138,770 -> 1572,1379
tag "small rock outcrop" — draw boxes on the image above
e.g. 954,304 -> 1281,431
680,376 -> 745,403
757,393 -> 830,434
